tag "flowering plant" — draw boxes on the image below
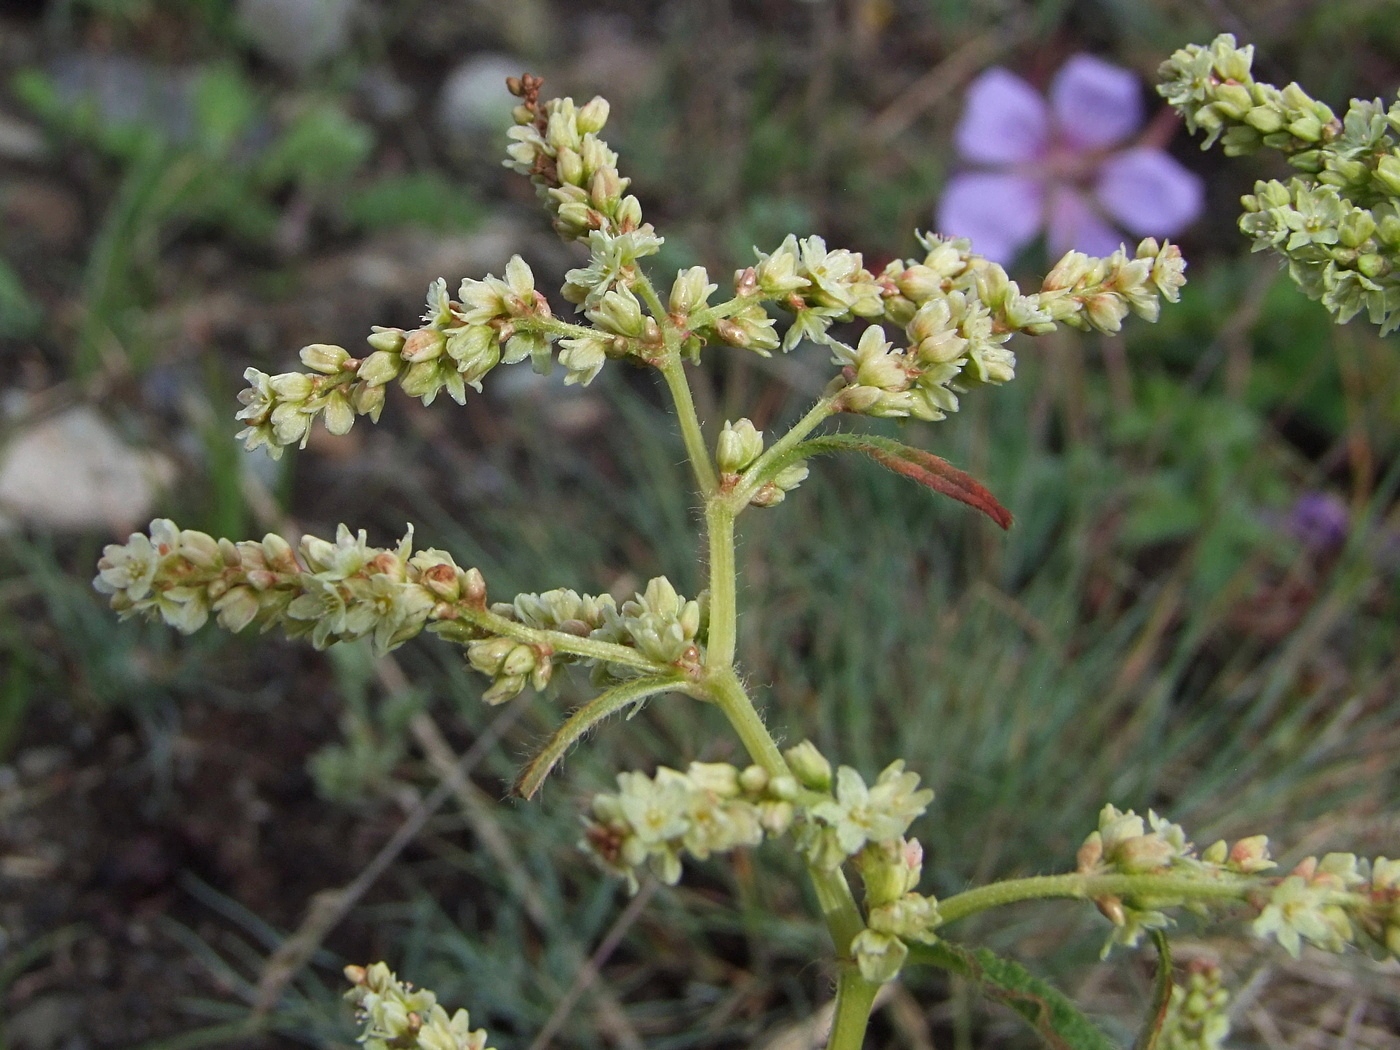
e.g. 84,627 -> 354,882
95,61 -> 1397,1050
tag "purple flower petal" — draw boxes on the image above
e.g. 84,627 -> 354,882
1048,54 -> 1142,150
954,68 -> 1050,165
1093,147 -> 1204,236
1046,187 -> 1124,259
936,172 -> 1045,264
1287,491 -> 1349,551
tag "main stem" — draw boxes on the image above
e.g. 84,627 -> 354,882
649,301 -> 879,1050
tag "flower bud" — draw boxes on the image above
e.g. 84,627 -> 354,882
401,328 -> 447,363
669,266 -> 716,316
688,762 -> 740,798
270,402 -> 311,446
739,765 -> 769,795
300,343 -> 350,374
1375,154 -> 1400,197
366,327 -> 406,355
851,928 -> 907,984
716,419 -> 764,474
357,350 -> 402,387
467,637 -> 515,675
784,740 -> 832,791
268,372 -> 314,400
759,800 -> 794,835
501,643 -> 538,677
399,360 -> 444,400
323,390 -> 355,436
1228,835 -> 1275,873
556,146 -> 584,186
577,96 -> 610,134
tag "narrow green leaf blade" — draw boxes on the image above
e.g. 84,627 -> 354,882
515,675 -> 682,799
788,434 -> 1012,529
907,940 -> 1120,1050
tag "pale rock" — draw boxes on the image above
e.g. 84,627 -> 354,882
0,407 -> 174,531
437,54 -> 528,138
236,0 -> 357,72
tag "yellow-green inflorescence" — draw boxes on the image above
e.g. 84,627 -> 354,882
1076,804 -> 1400,962
1159,34 -> 1400,331
580,741 -> 942,983
345,962 -> 494,1050
1159,960 -> 1231,1050
94,521 -> 706,699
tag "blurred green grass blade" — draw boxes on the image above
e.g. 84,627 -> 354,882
1134,931 -> 1173,1050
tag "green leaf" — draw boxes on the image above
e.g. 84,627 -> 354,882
1133,931 -> 1174,1050
907,940 -> 1120,1050
515,675 -> 683,799
786,433 -> 1012,529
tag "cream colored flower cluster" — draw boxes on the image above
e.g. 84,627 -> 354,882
345,963 -> 494,1050
93,519 -> 477,655
1160,34 -> 1400,332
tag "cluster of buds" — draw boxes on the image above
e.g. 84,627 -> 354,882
504,74 -> 651,246
1031,237 -> 1188,332
1239,178 -> 1400,331
1159,960 -> 1230,1050
851,837 -> 941,983
344,962 -> 494,1050
459,578 -> 707,703
1077,806 -> 1400,963
1157,35 -> 1339,158
798,753 -> 935,871
1159,34 -> 1400,332
579,740 -> 940,983
237,261 -> 559,457
580,761 -> 799,893
727,234 -> 885,354
715,419 -> 809,506
1077,805 -> 1270,953
811,233 -> 1182,423
465,586 -> 613,703
1254,854 -> 1400,959
93,519 -> 482,655
593,576 -> 707,671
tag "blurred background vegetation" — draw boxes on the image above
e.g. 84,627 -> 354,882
0,1 -> 1397,1047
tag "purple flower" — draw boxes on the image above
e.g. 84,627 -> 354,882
1286,491 -> 1349,552
937,55 -> 1204,264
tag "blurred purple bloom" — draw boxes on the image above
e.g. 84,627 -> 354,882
1286,491 -> 1349,552
937,55 -> 1204,264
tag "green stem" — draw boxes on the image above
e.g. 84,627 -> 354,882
827,967 -> 881,1050
440,608 -> 665,674
515,315 -> 614,341
937,871 -> 1262,927
705,668 -> 786,776
705,665 -> 872,1050
705,501 -> 738,668
661,353 -> 718,495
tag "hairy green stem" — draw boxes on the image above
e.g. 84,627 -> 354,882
827,967 -> 881,1050
705,668 -> 787,776
441,608 -> 664,673
661,354 -> 718,495
705,501 -> 738,668
656,290 -> 875,1047
937,871 -> 1262,927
